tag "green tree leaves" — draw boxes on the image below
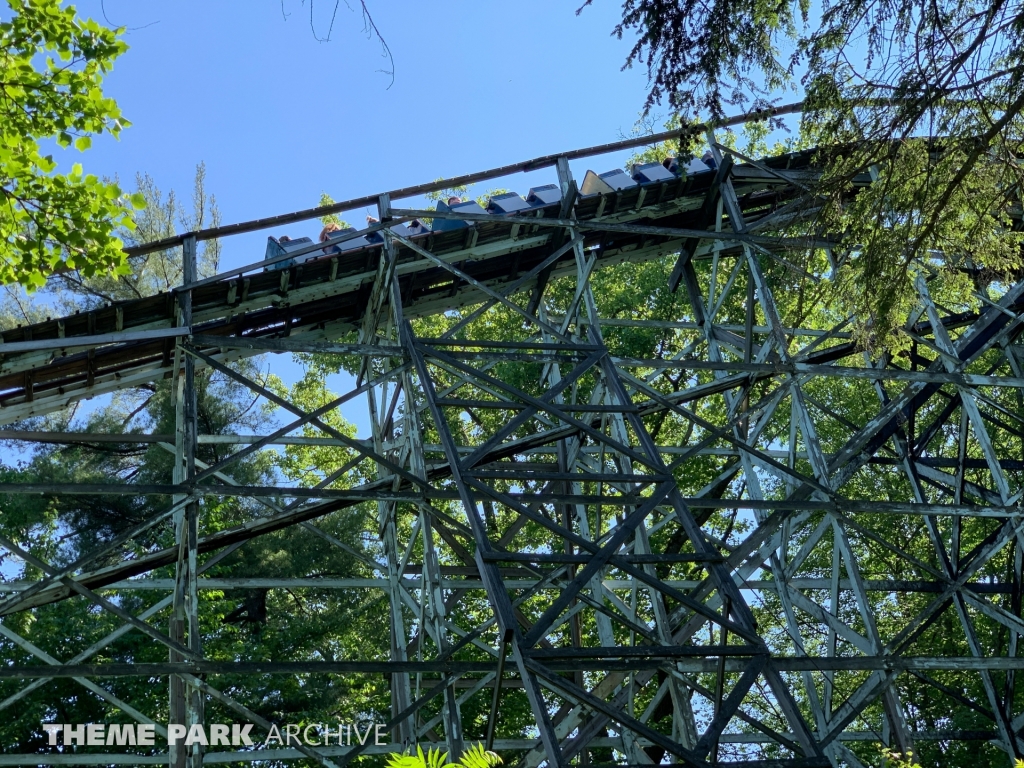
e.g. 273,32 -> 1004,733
0,0 -> 136,287
593,0 -> 1024,351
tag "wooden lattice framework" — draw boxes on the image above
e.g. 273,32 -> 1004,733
1,114 -> 1023,767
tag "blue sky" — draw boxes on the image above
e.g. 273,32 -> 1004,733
75,0 -> 658,255
50,2 -> 674,436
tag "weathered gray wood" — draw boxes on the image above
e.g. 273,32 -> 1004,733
392,208 -> 833,251
7,120 -> 1024,768
0,326 -> 189,354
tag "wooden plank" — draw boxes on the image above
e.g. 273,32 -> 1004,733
0,328 -> 189,355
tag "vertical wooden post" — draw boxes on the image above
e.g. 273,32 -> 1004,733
171,234 -> 202,768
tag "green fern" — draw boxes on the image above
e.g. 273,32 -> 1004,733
424,747 -> 455,768
384,753 -> 425,768
385,743 -> 500,768
456,744 -> 502,768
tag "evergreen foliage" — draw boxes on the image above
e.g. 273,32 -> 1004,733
586,0 -> 1024,347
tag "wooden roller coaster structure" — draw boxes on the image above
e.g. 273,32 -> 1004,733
2,107 -> 1024,768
